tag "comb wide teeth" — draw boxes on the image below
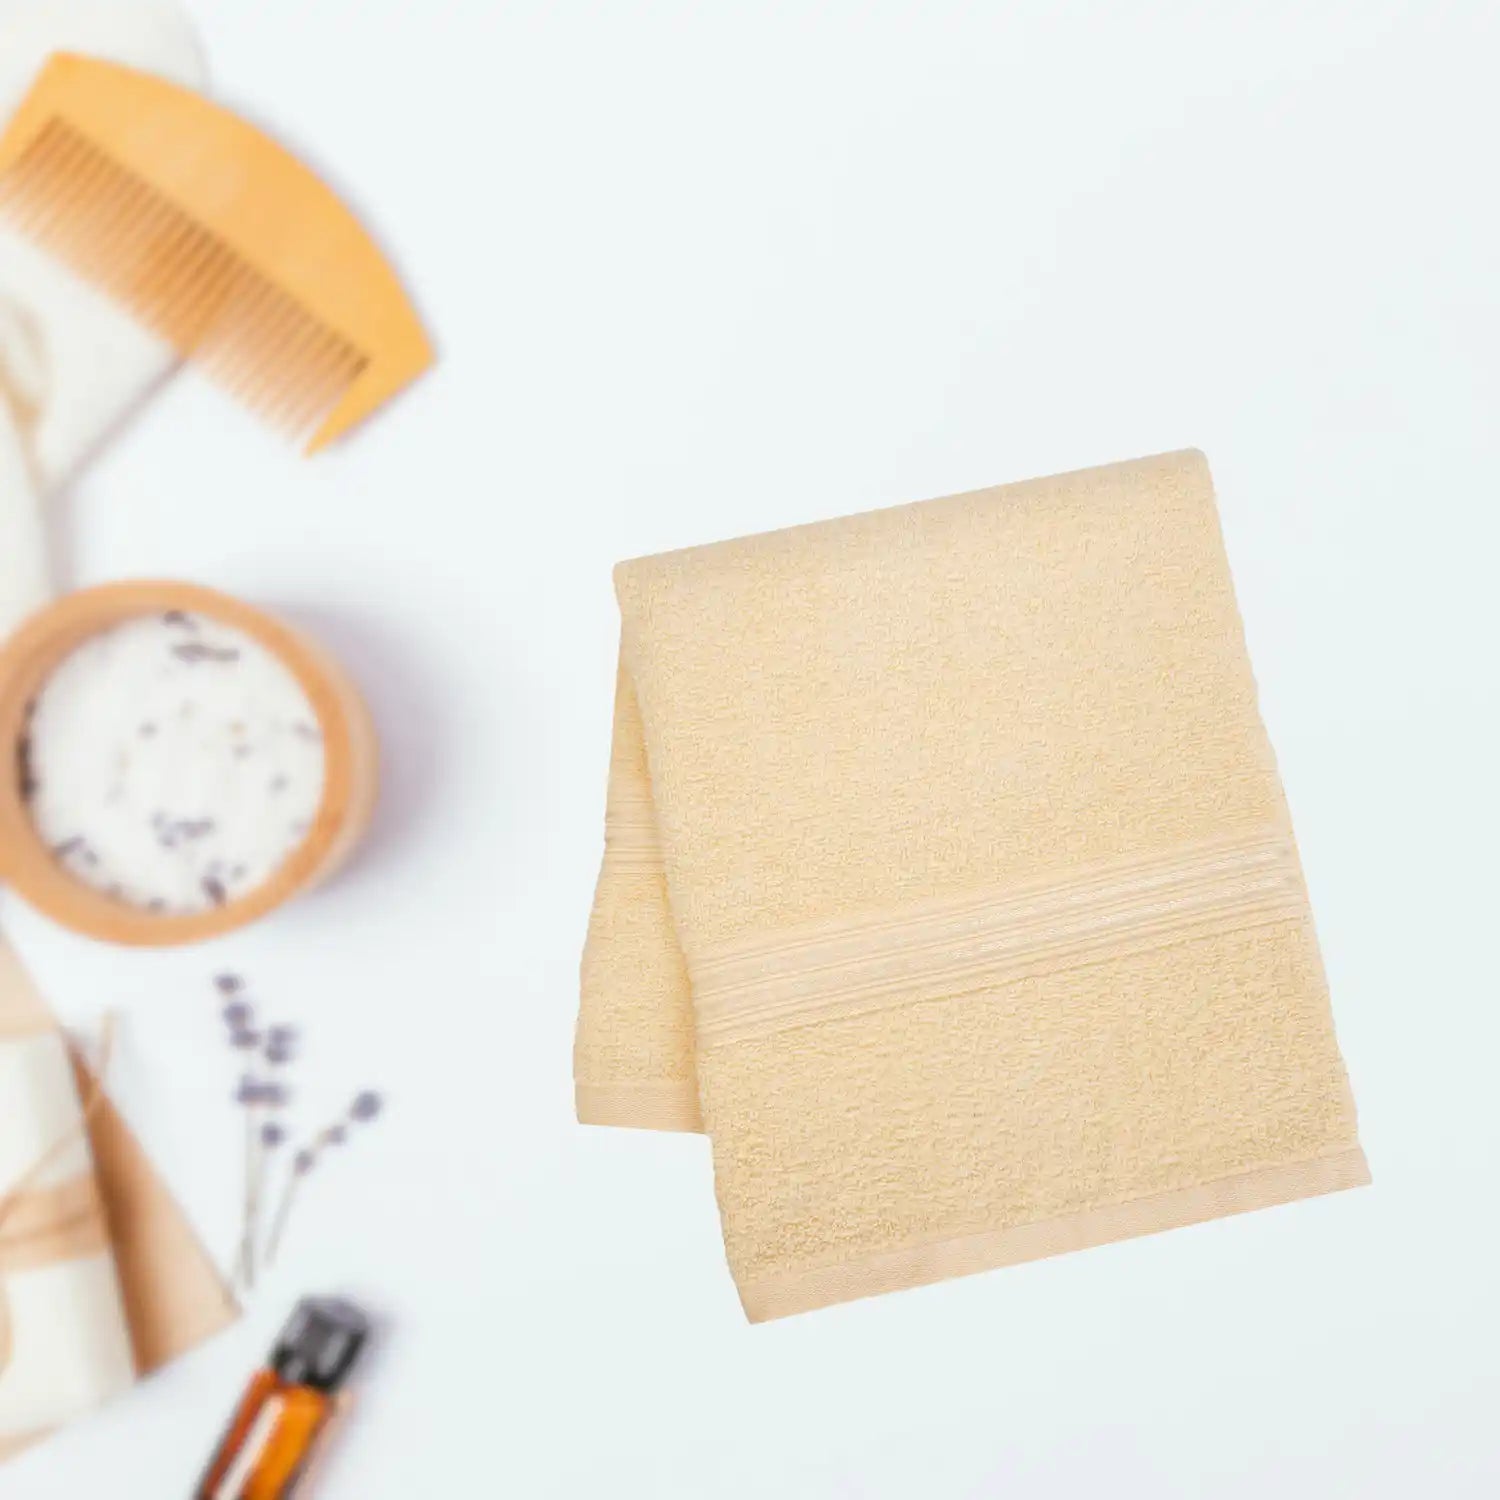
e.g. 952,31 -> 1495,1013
0,118 -> 371,445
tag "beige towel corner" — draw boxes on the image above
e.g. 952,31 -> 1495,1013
575,666 -> 701,1131
577,449 -> 1367,1320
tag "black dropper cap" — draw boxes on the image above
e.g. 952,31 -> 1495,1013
270,1298 -> 369,1394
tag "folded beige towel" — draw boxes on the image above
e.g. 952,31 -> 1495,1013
577,450 -> 1367,1320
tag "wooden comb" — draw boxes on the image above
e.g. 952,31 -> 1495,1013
0,53 -> 432,452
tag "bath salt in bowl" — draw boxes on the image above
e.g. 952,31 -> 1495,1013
27,613 -> 327,914
0,582 -> 377,946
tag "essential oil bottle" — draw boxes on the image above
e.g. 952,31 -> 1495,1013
196,1297 -> 369,1500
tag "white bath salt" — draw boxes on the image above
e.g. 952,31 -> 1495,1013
23,612 -> 326,915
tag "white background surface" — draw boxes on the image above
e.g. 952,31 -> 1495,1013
3,1 -> 1497,1495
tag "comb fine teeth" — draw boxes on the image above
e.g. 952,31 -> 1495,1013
0,119 -> 368,444
0,54 -> 432,449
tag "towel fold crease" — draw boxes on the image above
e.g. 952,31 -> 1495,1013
577,449 -> 1367,1320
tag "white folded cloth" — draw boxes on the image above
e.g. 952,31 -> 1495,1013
0,0 -> 206,1442
0,0 -> 205,636
0,1030 -> 135,1438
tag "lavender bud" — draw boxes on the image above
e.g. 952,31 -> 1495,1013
349,1091 -> 383,1123
234,1076 -> 261,1106
222,1001 -> 253,1029
214,974 -> 243,995
265,1026 -> 297,1064
256,1081 -> 288,1108
230,1028 -> 263,1051
261,1121 -> 286,1149
293,1148 -> 317,1174
320,1124 -> 348,1147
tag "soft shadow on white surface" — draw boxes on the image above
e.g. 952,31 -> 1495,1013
265,605 -> 449,881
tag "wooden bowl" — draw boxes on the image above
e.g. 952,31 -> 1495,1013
0,582 -> 378,946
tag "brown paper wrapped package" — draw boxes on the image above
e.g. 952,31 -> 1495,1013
577,450 -> 1368,1320
0,936 -> 235,1460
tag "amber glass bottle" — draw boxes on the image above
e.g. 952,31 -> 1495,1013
195,1298 -> 369,1500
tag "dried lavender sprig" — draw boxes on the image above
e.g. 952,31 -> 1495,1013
242,1108 -> 288,1285
220,979 -> 266,1291
236,1024 -> 296,1289
263,1092 -> 384,1269
265,1025 -> 297,1068
350,1091 -> 382,1122
263,1147 -> 317,1270
235,1081 -> 258,1290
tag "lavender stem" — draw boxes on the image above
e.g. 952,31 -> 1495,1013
237,1100 -> 260,1290
263,1170 -> 301,1269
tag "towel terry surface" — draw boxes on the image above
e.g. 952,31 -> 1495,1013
576,450 -> 1367,1320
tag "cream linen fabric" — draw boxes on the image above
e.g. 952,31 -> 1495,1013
0,1028 -> 135,1439
0,936 -> 237,1464
577,450 -> 1367,1320
0,0 -> 224,1453
0,0 -> 203,637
